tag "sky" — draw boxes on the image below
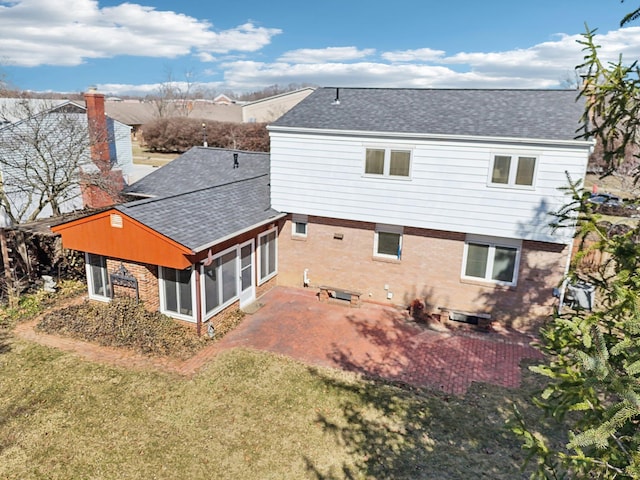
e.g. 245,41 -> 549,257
1,0 -> 640,96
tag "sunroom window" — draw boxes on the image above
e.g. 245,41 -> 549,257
161,266 -> 193,320
86,253 -> 111,300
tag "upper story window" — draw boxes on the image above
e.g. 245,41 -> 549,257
490,154 -> 537,188
365,148 -> 411,178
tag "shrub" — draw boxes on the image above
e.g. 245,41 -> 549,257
0,279 -> 85,329
37,298 -> 209,360
142,117 -> 269,153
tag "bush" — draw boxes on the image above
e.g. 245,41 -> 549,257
37,297 -> 209,360
0,279 -> 85,329
142,117 -> 269,153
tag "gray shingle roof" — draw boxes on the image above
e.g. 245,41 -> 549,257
117,175 -> 280,251
125,147 -> 270,198
270,87 -> 586,141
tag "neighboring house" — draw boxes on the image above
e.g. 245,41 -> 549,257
52,148 -> 284,335
268,88 -> 593,329
104,100 -> 243,141
0,91 -> 133,226
52,87 -> 592,332
242,88 -> 315,123
103,89 -> 315,144
213,94 -> 235,105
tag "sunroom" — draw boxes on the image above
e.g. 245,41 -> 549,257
52,172 -> 284,335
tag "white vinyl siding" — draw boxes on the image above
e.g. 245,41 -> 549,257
269,132 -> 590,244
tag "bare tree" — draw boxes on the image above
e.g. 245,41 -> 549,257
143,117 -> 269,153
148,68 -> 198,119
0,98 -> 122,225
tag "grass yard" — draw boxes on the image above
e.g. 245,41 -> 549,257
131,140 -> 179,166
0,330 -> 564,479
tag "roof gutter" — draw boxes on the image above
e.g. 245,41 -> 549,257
192,212 -> 287,253
267,125 -> 595,148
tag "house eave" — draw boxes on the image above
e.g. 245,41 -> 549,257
267,125 -> 595,148
193,212 -> 287,253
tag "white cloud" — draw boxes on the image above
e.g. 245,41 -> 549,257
218,27 -> 640,91
218,60 -> 556,91
0,0 -> 281,67
381,48 -> 446,62
278,47 -> 375,63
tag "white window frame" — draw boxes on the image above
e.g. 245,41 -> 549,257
200,244 -> 242,320
373,224 -> 404,260
363,147 -> 413,178
488,153 -> 538,189
86,253 -> 111,302
257,227 -> 278,285
159,265 -> 196,322
291,214 -> 308,238
461,235 -> 522,286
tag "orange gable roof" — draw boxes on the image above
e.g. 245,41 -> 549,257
51,209 -> 194,269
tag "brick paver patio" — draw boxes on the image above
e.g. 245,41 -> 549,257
13,287 -> 543,395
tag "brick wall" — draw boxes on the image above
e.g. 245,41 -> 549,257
105,258 -> 159,311
277,215 -> 568,329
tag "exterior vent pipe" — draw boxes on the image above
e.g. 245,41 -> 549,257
332,88 -> 340,105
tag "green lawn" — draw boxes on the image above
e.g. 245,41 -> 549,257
0,333 -> 562,479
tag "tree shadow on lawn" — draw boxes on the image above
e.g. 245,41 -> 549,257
302,309 -> 557,479
303,363 -> 559,480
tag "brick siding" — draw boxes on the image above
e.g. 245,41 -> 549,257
105,258 -> 159,311
277,215 -> 568,329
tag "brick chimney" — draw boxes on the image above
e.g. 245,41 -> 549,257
81,87 -> 124,209
84,87 -> 110,171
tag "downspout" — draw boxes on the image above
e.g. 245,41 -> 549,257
557,239 -> 574,315
195,265 -> 202,336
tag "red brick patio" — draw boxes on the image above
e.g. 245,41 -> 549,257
14,286 -> 543,395
217,287 -> 543,395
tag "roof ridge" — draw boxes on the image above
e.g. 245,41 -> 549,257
119,173 -> 269,209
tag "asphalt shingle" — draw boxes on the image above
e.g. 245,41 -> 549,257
117,175 -> 279,251
271,87 -> 586,141
125,147 -> 270,198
